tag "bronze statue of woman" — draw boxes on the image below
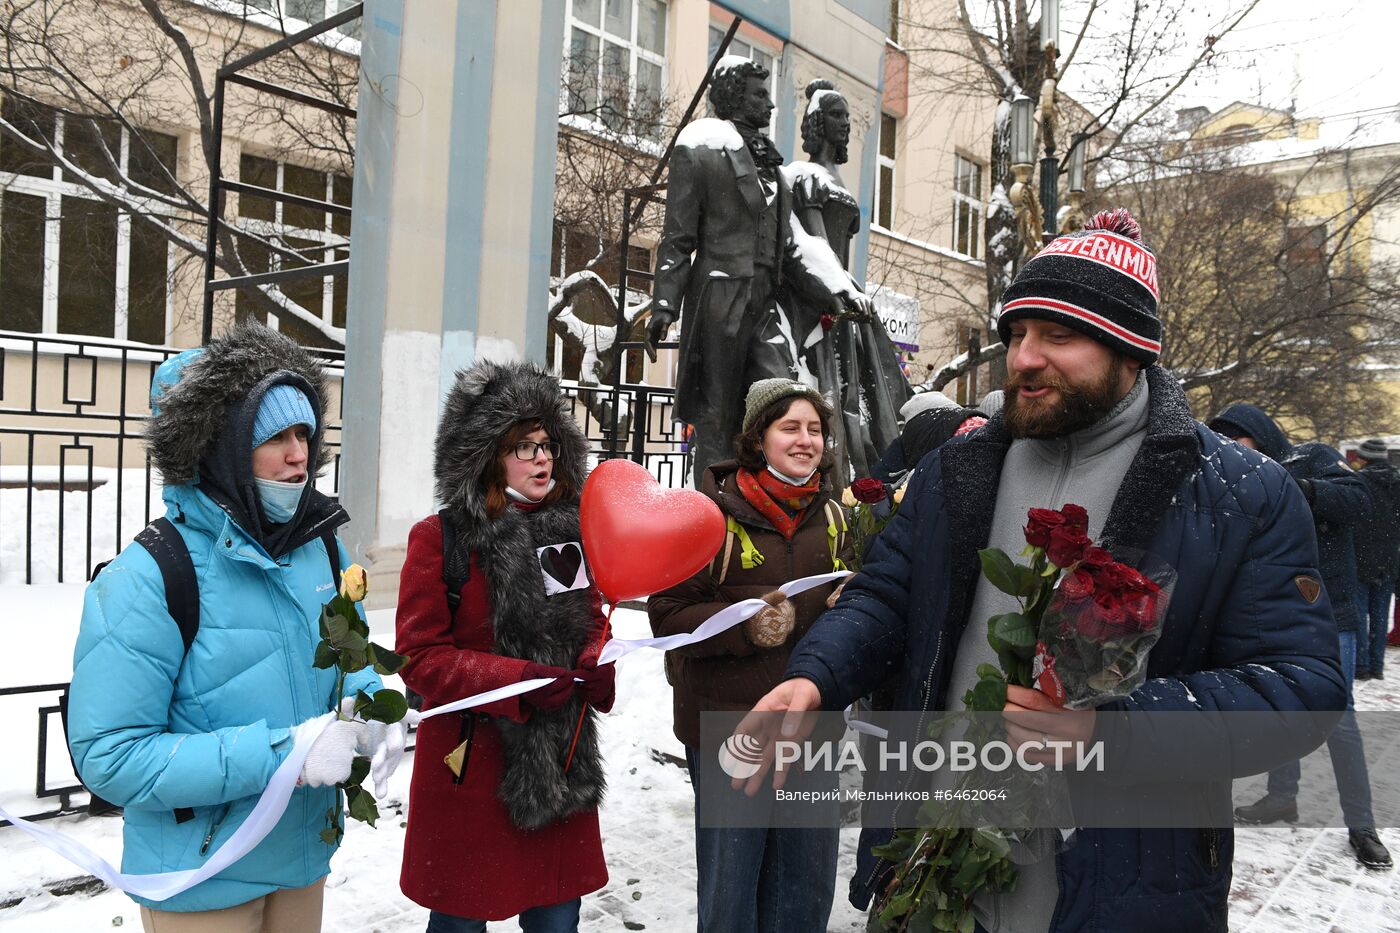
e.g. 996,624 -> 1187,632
784,79 -> 911,481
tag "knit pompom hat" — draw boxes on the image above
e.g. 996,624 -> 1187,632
997,208 -> 1162,364
742,378 -> 826,432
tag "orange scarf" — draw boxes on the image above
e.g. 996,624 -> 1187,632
736,468 -> 821,540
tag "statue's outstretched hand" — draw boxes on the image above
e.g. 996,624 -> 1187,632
647,310 -> 675,355
843,291 -> 874,321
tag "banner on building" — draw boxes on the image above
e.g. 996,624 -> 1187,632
869,284 -> 920,352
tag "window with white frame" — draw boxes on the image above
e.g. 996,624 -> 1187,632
565,0 -> 667,136
952,154 -> 983,259
230,0 -> 361,40
875,113 -> 897,229
0,97 -> 179,344
706,25 -> 778,133
235,153 -> 351,349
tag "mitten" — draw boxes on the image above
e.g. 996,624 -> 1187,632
825,581 -> 847,610
573,656 -> 617,712
744,591 -> 796,648
521,662 -> 575,712
298,718 -> 366,787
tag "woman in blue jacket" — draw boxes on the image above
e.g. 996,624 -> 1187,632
67,322 -> 391,930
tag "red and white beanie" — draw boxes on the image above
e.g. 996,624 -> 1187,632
996,209 -> 1161,364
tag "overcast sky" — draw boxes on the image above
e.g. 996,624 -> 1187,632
1058,0 -> 1398,125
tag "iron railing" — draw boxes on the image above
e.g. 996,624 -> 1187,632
0,330 -> 345,585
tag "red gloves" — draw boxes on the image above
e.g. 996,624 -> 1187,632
573,656 -> 616,712
520,662 -> 575,712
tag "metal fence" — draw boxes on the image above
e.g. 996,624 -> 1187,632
0,330 -> 685,825
0,330 -> 344,585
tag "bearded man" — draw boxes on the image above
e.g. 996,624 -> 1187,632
746,211 -> 1346,932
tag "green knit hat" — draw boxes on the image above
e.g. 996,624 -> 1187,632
742,378 -> 826,432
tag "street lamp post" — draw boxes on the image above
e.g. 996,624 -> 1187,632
1007,0 -> 1085,254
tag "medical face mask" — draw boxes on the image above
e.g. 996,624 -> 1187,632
255,476 -> 307,524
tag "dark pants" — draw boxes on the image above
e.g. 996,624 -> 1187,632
1267,629 -> 1375,828
425,900 -> 581,933
1355,581 -> 1394,676
684,745 -> 839,933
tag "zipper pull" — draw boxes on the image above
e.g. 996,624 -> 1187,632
200,831 -> 215,854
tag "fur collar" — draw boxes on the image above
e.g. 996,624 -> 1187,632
464,500 -> 607,830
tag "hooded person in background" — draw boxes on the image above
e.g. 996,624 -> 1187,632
1208,405 -> 1391,870
1349,439 -> 1400,679
871,390 -> 986,484
746,209 -> 1345,932
67,322 -> 398,931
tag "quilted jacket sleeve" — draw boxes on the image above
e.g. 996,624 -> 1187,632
395,517 -> 531,722
1093,456 -> 1349,784
67,550 -> 288,811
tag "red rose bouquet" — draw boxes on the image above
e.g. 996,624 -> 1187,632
874,504 -> 1174,930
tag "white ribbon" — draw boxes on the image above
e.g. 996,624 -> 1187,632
0,712 -> 333,902
2,569 -> 854,900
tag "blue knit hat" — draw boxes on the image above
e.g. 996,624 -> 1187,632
252,383 -> 316,448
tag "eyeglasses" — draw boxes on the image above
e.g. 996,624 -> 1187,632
513,441 -> 561,461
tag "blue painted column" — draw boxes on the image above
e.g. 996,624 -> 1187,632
341,0 -> 565,606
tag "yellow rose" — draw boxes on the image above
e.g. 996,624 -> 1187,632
893,485 -> 906,506
841,486 -> 858,508
340,563 -> 369,602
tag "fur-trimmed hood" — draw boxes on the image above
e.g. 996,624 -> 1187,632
434,360 -> 590,522
146,321 -> 333,486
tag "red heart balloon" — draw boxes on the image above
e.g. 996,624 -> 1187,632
581,459 -> 726,603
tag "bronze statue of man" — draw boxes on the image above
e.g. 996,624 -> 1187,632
647,57 -> 869,485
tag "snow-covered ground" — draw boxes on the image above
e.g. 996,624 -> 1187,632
1,593 -> 1398,931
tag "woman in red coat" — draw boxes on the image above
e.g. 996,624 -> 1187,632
396,360 -> 613,933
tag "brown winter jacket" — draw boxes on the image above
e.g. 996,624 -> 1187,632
647,460 -> 851,747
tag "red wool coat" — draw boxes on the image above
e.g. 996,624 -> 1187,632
396,514 -> 609,920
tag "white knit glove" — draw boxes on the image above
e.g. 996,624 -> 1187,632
362,717 -> 412,798
297,718 -> 367,788
338,699 -> 415,798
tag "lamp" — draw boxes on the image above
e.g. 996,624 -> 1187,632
1040,0 -> 1060,54
1061,133 -> 1087,232
1010,95 -> 1035,168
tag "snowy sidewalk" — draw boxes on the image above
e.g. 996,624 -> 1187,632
1,604 -> 1398,931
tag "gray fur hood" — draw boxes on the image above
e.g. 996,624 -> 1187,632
146,321 -> 333,486
434,360 -> 590,521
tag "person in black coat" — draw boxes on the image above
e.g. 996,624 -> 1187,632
1209,405 -> 1391,869
1350,439 -> 1400,678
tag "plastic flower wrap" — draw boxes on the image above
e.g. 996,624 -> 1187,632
1032,545 -> 1174,709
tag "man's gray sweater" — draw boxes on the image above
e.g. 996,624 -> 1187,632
947,371 -> 1149,933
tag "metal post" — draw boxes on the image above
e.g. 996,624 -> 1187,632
201,77 -> 226,345
1039,153 -> 1058,244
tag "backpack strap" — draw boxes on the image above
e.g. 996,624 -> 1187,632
134,518 -> 200,656
128,517 -> 198,824
320,530 -> 342,594
824,499 -> 849,572
439,509 -> 472,618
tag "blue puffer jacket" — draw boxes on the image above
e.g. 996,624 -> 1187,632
786,367 -> 1347,931
67,328 -> 381,912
